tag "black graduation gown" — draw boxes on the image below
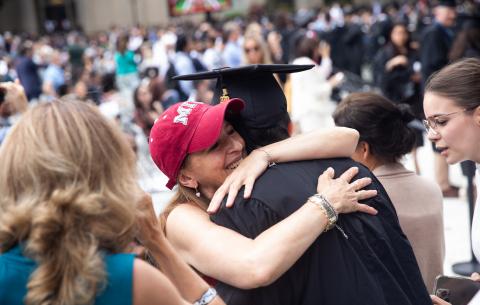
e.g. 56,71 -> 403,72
210,158 -> 432,305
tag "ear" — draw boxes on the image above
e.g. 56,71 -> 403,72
178,170 -> 198,189
473,106 -> 480,126
361,141 -> 372,160
353,141 -> 371,162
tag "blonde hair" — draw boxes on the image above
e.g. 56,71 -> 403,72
242,34 -> 273,65
160,185 -> 208,233
0,100 -> 142,305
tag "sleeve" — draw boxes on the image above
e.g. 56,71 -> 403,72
372,48 -> 388,88
210,196 -> 284,239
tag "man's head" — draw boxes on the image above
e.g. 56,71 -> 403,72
173,64 -> 314,150
434,0 -> 457,27
149,99 -> 245,196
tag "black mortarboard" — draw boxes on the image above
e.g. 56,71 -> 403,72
172,64 -> 314,129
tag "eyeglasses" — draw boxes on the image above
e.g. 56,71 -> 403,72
423,105 -> 478,135
244,46 -> 260,54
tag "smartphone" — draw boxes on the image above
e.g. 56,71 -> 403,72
433,275 -> 480,305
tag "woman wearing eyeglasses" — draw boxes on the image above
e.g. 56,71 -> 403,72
423,57 -> 480,305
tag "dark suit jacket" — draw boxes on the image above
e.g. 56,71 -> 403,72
420,23 -> 454,86
211,158 -> 432,305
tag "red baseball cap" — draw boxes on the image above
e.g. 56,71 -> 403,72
149,99 -> 245,189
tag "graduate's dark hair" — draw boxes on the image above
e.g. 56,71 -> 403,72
333,92 -> 416,164
229,112 -> 291,153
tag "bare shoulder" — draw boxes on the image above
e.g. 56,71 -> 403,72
166,203 -> 212,249
167,203 -> 210,231
133,259 -> 189,305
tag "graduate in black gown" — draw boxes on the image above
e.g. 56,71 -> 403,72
170,65 -> 431,305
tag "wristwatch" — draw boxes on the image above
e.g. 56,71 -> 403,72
308,194 -> 338,231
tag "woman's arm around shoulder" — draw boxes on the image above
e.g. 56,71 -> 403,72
209,126 -> 360,211
167,168 -> 376,289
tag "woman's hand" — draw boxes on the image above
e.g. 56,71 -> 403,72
135,193 -> 165,249
386,55 -> 408,71
316,167 -> 378,215
208,149 -> 270,213
430,295 -> 451,305
318,40 -> 331,59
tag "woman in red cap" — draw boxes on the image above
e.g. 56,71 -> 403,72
148,98 -> 377,289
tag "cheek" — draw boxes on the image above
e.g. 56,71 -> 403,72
439,122 -> 464,146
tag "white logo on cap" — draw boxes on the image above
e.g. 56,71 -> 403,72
174,101 -> 200,125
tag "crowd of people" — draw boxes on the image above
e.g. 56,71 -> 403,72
0,0 -> 480,304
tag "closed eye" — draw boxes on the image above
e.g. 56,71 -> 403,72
208,141 -> 220,152
434,119 -> 448,126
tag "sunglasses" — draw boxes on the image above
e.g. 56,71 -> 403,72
244,46 -> 260,54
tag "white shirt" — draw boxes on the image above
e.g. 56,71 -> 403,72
472,164 -> 480,261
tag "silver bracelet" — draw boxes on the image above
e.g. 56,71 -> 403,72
193,287 -> 217,305
256,148 -> 276,167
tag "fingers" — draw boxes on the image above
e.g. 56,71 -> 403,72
356,203 -> 378,215
318,167 -> 334,181
339,166 -> 359,182
430,295 -> 451,305
243,178 -> 254,199
317,167 -> 335,191
351,177 -> 372,190
325,167 -> 335,178
226,185 -> 240,208
355,189 -> 378,201
208,187 -> 226,214
472,272 -> 480,282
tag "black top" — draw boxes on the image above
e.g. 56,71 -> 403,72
211,158 -> 432,305
372,43 -> 419,103
420,23 -> 454,85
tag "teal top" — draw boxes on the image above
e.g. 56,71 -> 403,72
0,245 -> 134,305
115,50 -> 138,75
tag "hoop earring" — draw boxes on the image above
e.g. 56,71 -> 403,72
195,187 -> 201,198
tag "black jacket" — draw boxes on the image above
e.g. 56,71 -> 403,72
211,158 -> 431,305
420,23 -> 454,86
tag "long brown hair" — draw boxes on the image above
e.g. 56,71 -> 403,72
0,100 -> 142,305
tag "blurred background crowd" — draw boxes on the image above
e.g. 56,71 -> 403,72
0,0 -> 479,201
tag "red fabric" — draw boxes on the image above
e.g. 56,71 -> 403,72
202,275 -> 218,287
